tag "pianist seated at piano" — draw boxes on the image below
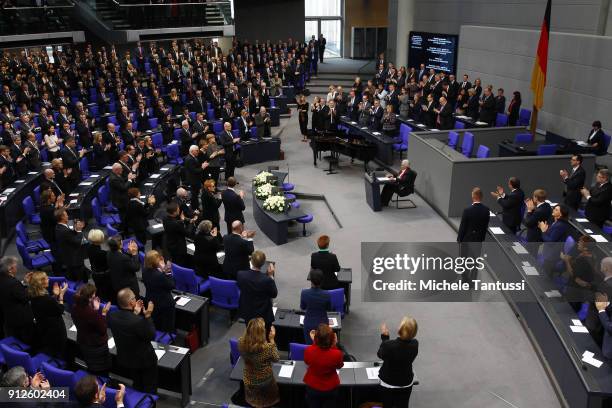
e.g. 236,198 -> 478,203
380,160 -> 417,207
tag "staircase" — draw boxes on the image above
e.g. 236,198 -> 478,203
94,0 -> 130,30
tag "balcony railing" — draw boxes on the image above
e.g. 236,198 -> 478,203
0,0 -> 76,36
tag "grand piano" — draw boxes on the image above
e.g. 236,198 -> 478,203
310,131 -> 377,172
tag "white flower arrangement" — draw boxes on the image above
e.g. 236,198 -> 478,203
255,183 -> 274,199
263,195 -> 287,213
253,171 -> 273,186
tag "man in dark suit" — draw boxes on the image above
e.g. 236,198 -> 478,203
595,264 -> 612,360
460,74 -> 472,92
587,120 -> 608,155
447,74 -> 460,107
495,88 -> 506,114
74,375 -> 126,408
582,169 -> 612,228
163,201 -> 194,268
237,250 -> 277,332
478,88 -> 496,125
40,168 -> 64,197
219,122 -> 238,178
491,177 -> 525,233
523,189 -> 552,243
190,90 -> 206,115
184,145 -> 208,210
465,88 -> 480,120
434,96 -> 453,130
107,288 -> 157,393
109,163 -> 136,232
237,109 -> 252,141
60,136 -> 84,190
0,256 -> 35,344
310,235 -> 341,290
370,100 -> 384,130
222,177 -> 246,234
107,236 -> 141,299
54,208 -> 88,282
560,154 -> 586,210
457,187 -> 490,284
381,160 -> 417,207
223,221 -> 255,280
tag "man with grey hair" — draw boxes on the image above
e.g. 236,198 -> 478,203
581,169 -> 612,228
179,119 -> 193,156
175,186 -> 199,220
222,220 -> 255,280
218,121 -> 240,178
1,366 -> 50,389
0,256 -> 34,343
41,168 -> 63,196
184,145 -> 209,210
109,162 -> 135,232
380,159 -> 417,207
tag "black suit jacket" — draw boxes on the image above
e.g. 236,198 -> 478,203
222,189 -> 245,223
438,103 -> 453,130
0,273 -> 34,332
588,129 -> 607,155
163,214 -> 188,260
523,202 -> 552,242
563,166 -> 586,209
237,269 -> 277,326
457,202 -> 490,242
377,335 -> 418,386
126,199 -> 151,235
107,309 -> 156,369
311,251 -> 341,290
142,267 -> 175,311
109,172 -> 132,210
479,95 -> 496,125
55,224 -> 85,267
184,154 -> 202,187
497,189 -> 525,231
222,233 -> 254,279
107,250 -> 141,297
586,182 -> 612,226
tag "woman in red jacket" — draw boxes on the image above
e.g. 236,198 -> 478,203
303,323 -> 344,408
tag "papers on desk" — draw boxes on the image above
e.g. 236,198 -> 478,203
584,229 -> 593,234
299,315 -> 304,325
175,296 -> 191,307
522,263 -> 539,276
90,174 -> 100,178
170,345 -> 189,355
329,317 -> 338,328
377,176 -> 390,182
28,171 -> 38,175
512,243 -> 528,254
69,199 -> 78,204
455,115 -> 469,119
544,289 -> 562,298
150,174 -> 161,179
79,182 -> 92,186
160,167 -> 170,171
366,366 -> 380,380
570,325 -> 589,333
572,319 -> 583,327
489,227 -> 505,235
591,234 -> 608,243
107,337 -> 115,349
350,121 -> 357,125
186,243 -> 195,253
576,140 -> 589,147
103,166 -> 113,170
278,363 -> 295,378
151,223 -> 163,229
582,351 -> 604,368
430,128 -> 440,132
372,131 -> 381,136
416,124 -> 426,128
360,127 -> 369,130
155,349 -> 166,360
575,218 -> 589,222
475,121 -> 488,125
144,182 -> 154,186
69,325 -> 77,332
69,193 -> 79,197
3,188 -> 15,194
14,179 -> 25,184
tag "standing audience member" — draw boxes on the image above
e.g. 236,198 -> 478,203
377,317 -> 419,408
142,250 -> 176,333
163,201 -> 196,268
457,188 -> 490,284
237,250 -> 277,333
491,177 -> 525,234
301,269 -> 332,344
560,154 -> 586,211
582,169 -> 612,228
73,375 -> 125,408
223,220 -> 255,279
55,208 -> 89,282
107,288 -> 157,393
193,220 -> 223,278
126,187 -> 156,244
222,177 -> 246,235
71,284 -> 112,376
107,236 -> 141,300
0,256 -> 34,343
310,235 -> 340,290
87,229 -> 112,301
523,189 -> 552,244
303,324 -> 344,408
201,179 -> 222,232
238,318 -> 280,408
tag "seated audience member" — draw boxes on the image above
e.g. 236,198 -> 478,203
222,177 -> 246,235
377,317 -> 419,408
587,120 -> 608,155
561,236 -> 597,312
87,229 -> 112,301
311,235 -> 341,290
1,366 -> 50,389
223,220 -> 255,279
74,375 -> 125,408
142,250 -> 176,333
200,178 -> 222,232
523,189 -> 552,243
581,169 -> 612,228
560,154 -> 586,210
71,284 -> 112,376
193,220 -> 223,278
303,324 -> 344,408
491,177 -> 525,234
55,207 -> 89,282
301,269 -> 332,344
28,271 -> 68,359
238,318 -> 280,408
107,236 -> 141,300
380,159 -> 417,207
0,256 -> 34,343
126,187 -> 156,244
107,288 -> 157,393
163,201 -> 194,268
237,250 -> 277,333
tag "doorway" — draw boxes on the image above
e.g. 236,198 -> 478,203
305,0 -> 342,58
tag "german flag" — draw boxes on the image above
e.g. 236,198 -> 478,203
530,0 -> 552,110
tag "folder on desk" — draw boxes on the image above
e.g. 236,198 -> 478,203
279,364 -> 294,378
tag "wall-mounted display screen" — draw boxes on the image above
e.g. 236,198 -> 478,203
408,31 -> 459,74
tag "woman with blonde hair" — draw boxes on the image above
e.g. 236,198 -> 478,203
238,318 -> 280,408
377,316 -> 419,407
28,271 -> 68,358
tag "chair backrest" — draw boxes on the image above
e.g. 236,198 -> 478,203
41,361 -> 74,388
213,121 -> 223,134
476,145 -> 490,158
461,132 -> 474,157
209,277 -> 240,309
495,113 -> 508,127
80,156 -> 90,176
0,343 -> 35,375
563,235 -> 576,255
289,342 -> 308,361
106,223 -> 119,237
172,263 -> 198,294
514,133 -> 532,144
98,184 -> 110,206
604,133 -> 612,151
167,142 -> 180,160
64,288 -> 76,307
15,221 -> 28,242
173,128 -> 182,141
518,108 -> 531,126
23,196 -> 35,218
537,144 -> 557,156
448,131 -> 459,148
91,197 -> 102,223
454,121 -> 465,130
33,185 -> 41,206
148,117 -> 158,129
15,237 -> 33,270
229,337 -> 240,367
399,123 -> 410,142
327,288 -> 345,317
